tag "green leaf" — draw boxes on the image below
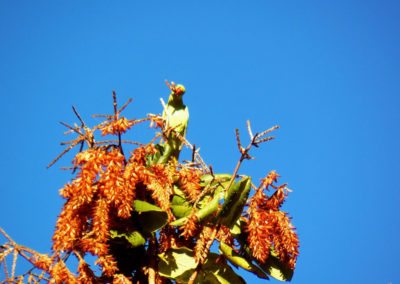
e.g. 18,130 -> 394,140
237,233 -> 294,282
134,200 -> 164,212
170,187 -> 223,227
171,204 -> 192,218
110,230 -> 146,247
134,200 -> 168,233
158,247 -> 197,281
171,192 -> 192,218
219,242 -> 268,279
230,219 -> 244,236
199,174 -> 232,187
218,177 -> 251,228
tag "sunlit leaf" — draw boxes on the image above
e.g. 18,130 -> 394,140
202,253 -> 246,284
158,247 -> 197,281
110,230 -> 146,247
199,174 -> 231,187
171,192 -> 192,218
170,187 -> 223,227
218,177 -> 251,228
219,242 -> 268,279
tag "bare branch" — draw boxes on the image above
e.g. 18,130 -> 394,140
257,125 -> 280,138
72,106 -> 85,127
246,120 -> 254,140
254,136 -> 275,144
235,128 -> 242,153
112,90 -> 118,117
118,98 -> 133,114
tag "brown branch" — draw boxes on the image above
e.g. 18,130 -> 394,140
147,236 -> 157,284
246,120 -> 254,140
72,106 -> 86,127
223,121 -> 280,198
0,227 -> 15,244
118,98 -> 133,114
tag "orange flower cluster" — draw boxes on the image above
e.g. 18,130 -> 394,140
53,147 -> 127,276
177,168 -> 203,203
180,213 -> 201,240
31,253 -> 76,284
100,117 -> 134,136
50,134 -> 209,282
246,171 -> 299,269
194,226 -> 214,263
8,93 -> 299,283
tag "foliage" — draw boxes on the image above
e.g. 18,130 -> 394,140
0,82 -> 299,283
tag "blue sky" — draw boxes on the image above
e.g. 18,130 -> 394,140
1,1 -> 400,283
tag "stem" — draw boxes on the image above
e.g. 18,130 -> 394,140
147,236 -> 157,284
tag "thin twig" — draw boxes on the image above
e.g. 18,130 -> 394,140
112,91 -> 118,118
11,249 -> 17,278
59,122 -> 83,136
0,228 -> 15,244
191,144 -> 196,163
246,120 -> 254,140
72,106 -> 85,127
118,98 -> 133,114
160,98 -> 167,113
257,125 -> 279,137
235,128 -> 243,153
96,139 -> 144,146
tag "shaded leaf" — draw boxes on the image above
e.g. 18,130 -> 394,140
134,200 -> 168,232
258,249 -> 294,281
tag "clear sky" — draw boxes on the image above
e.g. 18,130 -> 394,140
1,1 -> 400,283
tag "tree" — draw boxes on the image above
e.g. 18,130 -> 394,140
0,81 -> 299,283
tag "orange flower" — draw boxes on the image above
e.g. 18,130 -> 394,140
194,226 -> 214,263
77,259 -> 96,284
246,171 -> 299,269
30,253 -> 52,272
180,213 -> 200,240
100,117 -> 134,136
177,167 -> 202,203
144,164 -> 175,213
113,274 -> 133,284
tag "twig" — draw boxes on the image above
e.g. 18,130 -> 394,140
224,121 -> 279,198
191,144 -> 196,162
0,227 -> 15,244
72,106 -> 86,127
11,249 -> 17,279
246,120 -> 254,140
147,236 -> 157,284
118,98 -> 133,114
96,139 -> 144,146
